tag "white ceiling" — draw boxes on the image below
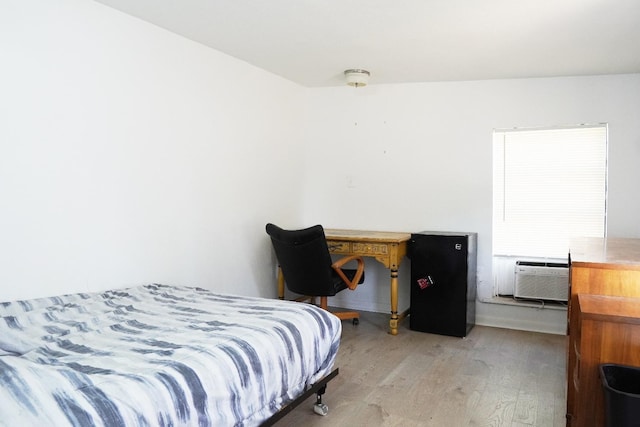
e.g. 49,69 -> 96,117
94,0 -> 640,87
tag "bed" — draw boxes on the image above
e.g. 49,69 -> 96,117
0,283 -> 342,426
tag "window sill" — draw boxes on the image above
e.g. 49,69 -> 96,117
480,295 -> 568,311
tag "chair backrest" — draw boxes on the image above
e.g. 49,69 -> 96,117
265,223 -> 338,296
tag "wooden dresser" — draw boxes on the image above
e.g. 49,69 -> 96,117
567,237 -> 640,427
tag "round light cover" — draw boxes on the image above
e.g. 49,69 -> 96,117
344,69 -> 370,87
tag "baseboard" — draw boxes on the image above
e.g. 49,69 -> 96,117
331,298 -> 566,335
330,299 -> 404,315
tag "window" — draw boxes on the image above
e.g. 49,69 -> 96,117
492,125 -> 608,260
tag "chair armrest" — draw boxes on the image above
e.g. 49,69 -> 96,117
332,255 -> 365,290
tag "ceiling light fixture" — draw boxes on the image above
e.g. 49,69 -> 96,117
344,69 -> 370,88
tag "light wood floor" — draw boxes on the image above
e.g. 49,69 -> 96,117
276,310 -> 567,427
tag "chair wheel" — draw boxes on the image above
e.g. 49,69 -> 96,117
313,403 -> 329,416
352,318 -> 359,325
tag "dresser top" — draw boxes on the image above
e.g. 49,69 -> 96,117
570,237 -> 640,268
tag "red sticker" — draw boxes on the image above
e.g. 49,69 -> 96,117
417,278 -> 430,290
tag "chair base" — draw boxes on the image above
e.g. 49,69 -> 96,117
333,310 -> 360,325
320,296 -> 359,324
333,311 -> 359,321
293,295 -> 360,324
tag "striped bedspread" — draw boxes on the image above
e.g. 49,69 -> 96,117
0,284 -> 342,426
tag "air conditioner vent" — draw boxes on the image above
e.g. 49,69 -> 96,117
514,261 -> 569,302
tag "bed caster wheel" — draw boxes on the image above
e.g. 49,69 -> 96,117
352,318 -> 359,325
313,402 -> 329,416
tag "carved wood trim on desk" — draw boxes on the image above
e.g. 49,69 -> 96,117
325,229 -> 411,335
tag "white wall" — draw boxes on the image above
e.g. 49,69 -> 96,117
2,0 -> 639,335
0,0 -> 305,301
302,74 -> 640,334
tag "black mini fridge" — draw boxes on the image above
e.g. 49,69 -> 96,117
409,231 -> 477,337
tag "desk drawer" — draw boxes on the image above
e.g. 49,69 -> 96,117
327,241 -> 351,253
327,240 -> 390,256
353,243 -> 389,256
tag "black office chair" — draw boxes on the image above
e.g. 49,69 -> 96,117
266,223 -> 365,324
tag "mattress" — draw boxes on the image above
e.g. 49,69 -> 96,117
0,284 -> 342,426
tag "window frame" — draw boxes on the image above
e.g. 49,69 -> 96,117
491,124 -> 608,295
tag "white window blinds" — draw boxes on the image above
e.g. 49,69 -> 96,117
492,125 -> 607,259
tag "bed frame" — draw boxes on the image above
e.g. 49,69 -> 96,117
261,368 -> 339,425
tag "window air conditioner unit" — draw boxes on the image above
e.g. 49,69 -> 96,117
514,261 -> 569,302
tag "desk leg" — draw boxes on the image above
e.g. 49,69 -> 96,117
277,267 -> 285,300
389,268 -> 399,335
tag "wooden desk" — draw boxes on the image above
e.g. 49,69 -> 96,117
276,229 -> 411,335
326,229 -> 411,335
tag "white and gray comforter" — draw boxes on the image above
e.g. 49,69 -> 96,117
0,284 -> 342,426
